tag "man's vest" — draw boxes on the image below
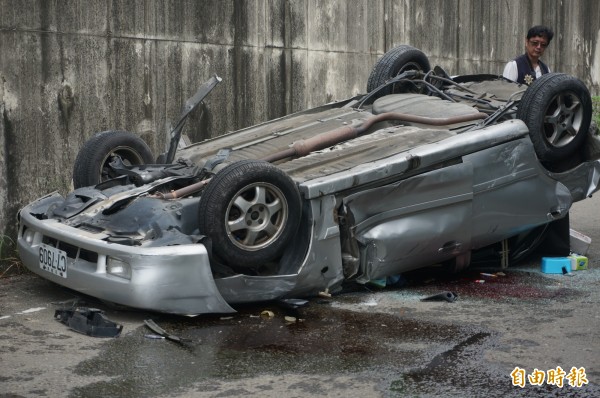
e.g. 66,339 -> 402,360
515,54 -> 550,85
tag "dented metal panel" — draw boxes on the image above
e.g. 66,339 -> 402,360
468,139 -> 574,249
18,200 -> 235,315
346,162 -> 473,280
550,161 -> 600,202
297,119 -> 529,199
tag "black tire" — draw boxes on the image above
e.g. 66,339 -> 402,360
517,73 -> 592,161
198,160 -> 302,268
73,130 -> 154,188
366,45 -> 431,97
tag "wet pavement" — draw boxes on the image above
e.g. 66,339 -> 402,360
1,195 -> 600,397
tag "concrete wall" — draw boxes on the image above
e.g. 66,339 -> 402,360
1,0 -> 599,244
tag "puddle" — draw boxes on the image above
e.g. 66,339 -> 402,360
70,303 -> 488,397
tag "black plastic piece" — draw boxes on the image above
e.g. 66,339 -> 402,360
144,319 -> 191,343
420,291 -> 458,303
203,148 -> 231,172
55,308 -> 123,338
277,298 -> 310,310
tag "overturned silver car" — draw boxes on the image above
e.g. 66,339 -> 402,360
18,45 -> 600,315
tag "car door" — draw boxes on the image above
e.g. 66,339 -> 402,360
343,162 -> 473,280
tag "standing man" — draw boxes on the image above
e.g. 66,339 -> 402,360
503,25 -> 554,85
505,25 -> 570,257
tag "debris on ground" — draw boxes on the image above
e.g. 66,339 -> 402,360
55,308 -> 123,338
260,310 -> 275,318
479,273 -> 498,278
277,298 -> 309,309
541,257 -> 572,274
144,334 -> 166,340
144,319 -> 191,343
420,291 -> 458,303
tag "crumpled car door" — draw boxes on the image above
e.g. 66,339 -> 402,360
344,162 -> 473,280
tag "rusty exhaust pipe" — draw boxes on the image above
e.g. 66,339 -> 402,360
156,179 -> 211,200
161,111 -> 486,199
262,111 -> 487,163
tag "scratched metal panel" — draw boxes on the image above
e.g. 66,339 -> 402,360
468,139 -> 574,249
346,162 -> 474,279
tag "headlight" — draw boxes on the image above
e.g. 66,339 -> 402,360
107,257 -> 132,279
23,228 -> 35,245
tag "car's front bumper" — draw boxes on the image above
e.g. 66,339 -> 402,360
17,193 -> 235,315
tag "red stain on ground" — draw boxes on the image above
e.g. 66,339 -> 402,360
406,270 -> 576,301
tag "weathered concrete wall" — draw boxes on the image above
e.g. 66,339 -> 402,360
1,0 -> 599,243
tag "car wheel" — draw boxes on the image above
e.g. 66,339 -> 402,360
517,73 -> 592,162
73,130 -> 154,188
366,45 -> 431,97
198,160 -> 302,268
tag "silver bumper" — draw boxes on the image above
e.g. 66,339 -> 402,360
17,195 -> 235,315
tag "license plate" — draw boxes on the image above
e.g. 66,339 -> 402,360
39,243 -> 68,278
